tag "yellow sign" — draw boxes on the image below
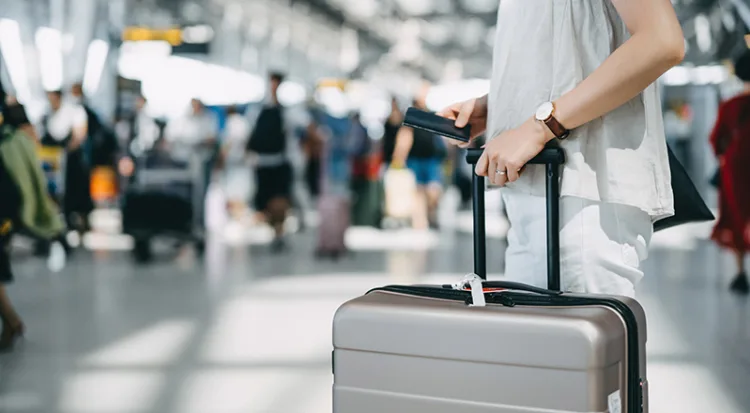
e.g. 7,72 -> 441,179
317,78 -> 348,91
37,145 -> 65,170
122,27 -> 183,46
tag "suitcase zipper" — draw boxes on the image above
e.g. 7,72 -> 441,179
368,286 -> 643,413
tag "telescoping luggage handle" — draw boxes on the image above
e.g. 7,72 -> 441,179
465,147 -> 565,291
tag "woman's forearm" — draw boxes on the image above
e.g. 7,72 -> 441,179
551,0 -> 684,141
392,127 -> 413,164
553,36 -> 683,139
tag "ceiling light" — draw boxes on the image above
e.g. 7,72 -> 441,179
35,27 -> 64,92
459,0 -> 499,13
395,0 -> 434,16
182,25 -> 215,44
662,66 -> 690,86
343,0 -> 379,19
694,14 -> 712,53
277,80 -> 307,106
0,19 -> 32,103
721,10 -> 736,32
82,39 -> 109,96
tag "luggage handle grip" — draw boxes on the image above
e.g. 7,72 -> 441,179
465,146 -> 564,291
442,280 -> 563,296
465,148 -> 565,166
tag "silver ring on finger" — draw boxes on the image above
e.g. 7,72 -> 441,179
495,169 -> 506,176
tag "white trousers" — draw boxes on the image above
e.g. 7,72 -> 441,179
501,191 -> 653,298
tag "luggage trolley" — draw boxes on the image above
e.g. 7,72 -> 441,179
121,146 -> 209,262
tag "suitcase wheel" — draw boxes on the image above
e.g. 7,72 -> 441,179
314,248 -> 352,261
132,238 -> 153,263
194,240 -> 205,256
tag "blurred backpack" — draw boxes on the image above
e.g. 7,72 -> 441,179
85,106 -> 119,167
247,106 -> 286,154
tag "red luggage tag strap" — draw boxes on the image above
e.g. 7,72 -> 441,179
452,274 -> 487,307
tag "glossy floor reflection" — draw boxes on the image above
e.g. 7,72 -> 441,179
0,216 -> 748,413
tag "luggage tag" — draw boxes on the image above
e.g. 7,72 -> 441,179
452,274 -> 487,307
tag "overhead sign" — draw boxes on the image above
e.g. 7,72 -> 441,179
121,25 -> 215,47
122,27 -> 183,46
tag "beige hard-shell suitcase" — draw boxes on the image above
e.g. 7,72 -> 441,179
333,145 -> 648,413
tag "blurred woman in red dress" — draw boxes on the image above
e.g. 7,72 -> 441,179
710,51 -> 750,295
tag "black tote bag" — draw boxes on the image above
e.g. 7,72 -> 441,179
653,146 -> 714,232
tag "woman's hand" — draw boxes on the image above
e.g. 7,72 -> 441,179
437,94 -> 488,148
476,118 -> 553,186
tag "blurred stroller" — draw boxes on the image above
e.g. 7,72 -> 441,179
120,140 -> 211,262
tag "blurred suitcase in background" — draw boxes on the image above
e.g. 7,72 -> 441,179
350,177 -> 383,228
351,153 -> 384,228
315,194 -> 350,259
333,147 -> 648,413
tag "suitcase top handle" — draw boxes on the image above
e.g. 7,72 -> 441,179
465,147 -> 565,166
464,145 -> 565,291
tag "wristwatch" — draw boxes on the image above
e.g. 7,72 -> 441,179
535,101 -> 570,139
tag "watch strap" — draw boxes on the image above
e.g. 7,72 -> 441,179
544,116 -> 570,139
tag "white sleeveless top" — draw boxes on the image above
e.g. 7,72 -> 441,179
487,0 -> 674,220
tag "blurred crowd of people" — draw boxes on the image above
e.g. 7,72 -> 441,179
2,71 -> 476,261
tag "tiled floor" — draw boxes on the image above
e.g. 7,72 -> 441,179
0,210 -> 748,413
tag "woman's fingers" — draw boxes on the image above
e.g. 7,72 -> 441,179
488,154 -> 498,183
475,150 -> 489,177
494,156 -> 509,187
505,160 -> 521,183
436,106 -> 458,120
455,100 -> 475,128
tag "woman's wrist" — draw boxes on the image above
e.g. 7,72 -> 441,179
524,117 -> 556,144
478,94 -> 489,113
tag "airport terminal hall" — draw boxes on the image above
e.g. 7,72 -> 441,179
1,0 -> 750,412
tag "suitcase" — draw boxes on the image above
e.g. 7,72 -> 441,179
315,194 -> 350,258
333,147 -> 648,413
350,177 -> 383,228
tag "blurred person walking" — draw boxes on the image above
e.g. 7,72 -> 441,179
116,95 -> 161,181
4,95 -> 38,142
302,105 -> 325,202
164,98 -> 218,163
70,82 -> 118,168
246,72 -> 303,252
40,90 -> 93,234
122,95 -> 160,157
0,81 -> 67,350
392,96 -> 445,230
0,139 -> 24,350
349,112 -> 383,228
709,51 -> 750,295
221,105 -> 252,217
381,97 -> 402,169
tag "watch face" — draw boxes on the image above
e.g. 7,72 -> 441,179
535,102 -> 554,121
